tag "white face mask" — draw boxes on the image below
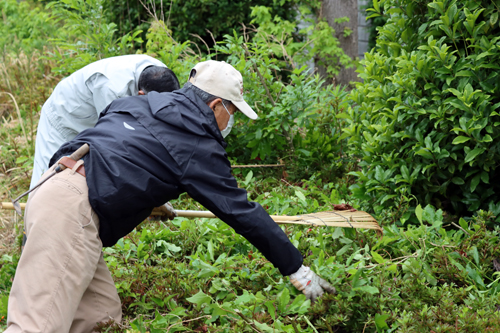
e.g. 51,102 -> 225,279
220,101 -> 234,138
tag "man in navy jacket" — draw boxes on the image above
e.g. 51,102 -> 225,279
5,61 -> 334,332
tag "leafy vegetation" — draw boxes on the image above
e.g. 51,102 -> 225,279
0,0 -> 58,51
2,0 -> 500,332
102,0 -> 301,52
4,195 -> 500,331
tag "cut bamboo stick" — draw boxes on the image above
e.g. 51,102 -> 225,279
1,202 -> 25,210
1,203 -> 382,234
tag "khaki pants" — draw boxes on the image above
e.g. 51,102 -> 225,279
5,161 -> 122,333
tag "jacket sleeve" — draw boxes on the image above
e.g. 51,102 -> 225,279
179,138 -> 303,276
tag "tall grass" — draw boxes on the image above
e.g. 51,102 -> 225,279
0,48 -> 62,253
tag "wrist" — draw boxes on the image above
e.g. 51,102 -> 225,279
289,265 -> 310,279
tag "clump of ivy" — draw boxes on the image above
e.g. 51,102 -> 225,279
343,0 -> 500,217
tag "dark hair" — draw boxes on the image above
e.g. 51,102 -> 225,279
138,66 -> 180,94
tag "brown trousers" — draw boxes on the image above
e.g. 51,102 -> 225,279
5,161 -> 122,333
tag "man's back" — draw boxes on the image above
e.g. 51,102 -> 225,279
50,88 -> 226,245
43,54 -> 166,138
30,54 -> 168,188
50,88 -> 303,275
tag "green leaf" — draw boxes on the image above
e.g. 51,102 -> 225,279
278,287 -> 290,313
244,170 -> 254,185
207,240 -> 214,262
375,313 -> 390,332
235,290 -> 254,305
481,134 -> 493,142
466,264 -> 485,287
452,136 -> 470,144
380,194 -> 396,204
456,70 -> 474,77
470,246 -> 480,266
415,148 -> 433,159
295,190 -> 307,204
265,301 -> 276,321
491,12 -> 498,27
296,297 -> 311,315
337,244 -> 351,256
332,228 -> 343,240
356,285 -> 380,294
246,139 -> 259,148
459,217 -> 468,230
186,290 -> 212,309
350,268 -> 363,288
470,174 -> 481,192
415,204 -> 423,225
401,165 -> 410,180
253,321 -> 275,333
371,251 -> 386,264
297,149 -> 311,157
165,242 -> 181,252
481,171 -> 489,184
375,165 -> 384,182
387,264 -> 398,273
465,147 -> 486,163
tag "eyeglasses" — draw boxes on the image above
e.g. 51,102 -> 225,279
221,101 -> 232,116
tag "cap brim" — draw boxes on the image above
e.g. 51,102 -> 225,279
233,100 -> 258,120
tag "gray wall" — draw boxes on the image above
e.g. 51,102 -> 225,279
358,0 -> 371,59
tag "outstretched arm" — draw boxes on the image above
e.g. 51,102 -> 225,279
179,139 -> 303,276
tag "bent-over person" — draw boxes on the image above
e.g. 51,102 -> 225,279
5,61 -> 334,333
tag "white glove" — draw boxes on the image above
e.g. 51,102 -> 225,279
289,265 -> 336,302
156,202 -> 177,220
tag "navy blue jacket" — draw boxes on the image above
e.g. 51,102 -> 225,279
50,87 -> 303,275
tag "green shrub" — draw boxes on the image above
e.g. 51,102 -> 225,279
208,5 -> 354,180
343,0 -> 500,216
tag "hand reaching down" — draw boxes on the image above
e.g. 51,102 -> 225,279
289,265 -> 336,302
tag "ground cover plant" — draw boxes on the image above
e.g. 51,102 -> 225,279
2,0 -> 500,332
3,194 -> 500,332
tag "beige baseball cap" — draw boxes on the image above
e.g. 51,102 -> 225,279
190,60 -> 258,120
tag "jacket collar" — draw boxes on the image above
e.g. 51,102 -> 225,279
147,87 -> 227,148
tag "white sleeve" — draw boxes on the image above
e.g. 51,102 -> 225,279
86,73 -> 121,116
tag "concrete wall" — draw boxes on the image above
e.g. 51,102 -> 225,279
358,0 -> 371,59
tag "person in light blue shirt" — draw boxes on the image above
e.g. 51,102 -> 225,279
30,54 -> 179,188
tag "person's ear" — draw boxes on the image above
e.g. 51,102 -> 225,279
138,90 -> 146,95
208,98 -> 222,111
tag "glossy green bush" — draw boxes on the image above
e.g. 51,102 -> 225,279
343,0 -> 500,216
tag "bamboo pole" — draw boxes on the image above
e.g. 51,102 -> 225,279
1,202 -> 25,210
1,202 -> 382,234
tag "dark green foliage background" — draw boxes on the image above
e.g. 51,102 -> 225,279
103,0 -> 300,51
